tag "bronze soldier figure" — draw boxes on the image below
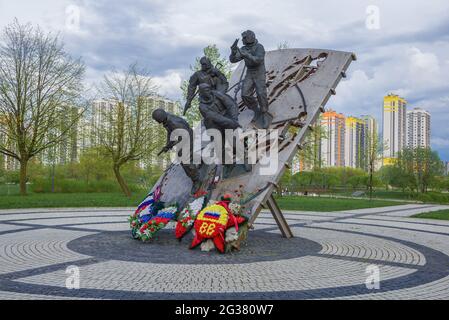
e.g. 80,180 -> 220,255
198,83 -> 240,131
183,56 -> 229,115
152,109 -> 201,191
230,30 -> 271,128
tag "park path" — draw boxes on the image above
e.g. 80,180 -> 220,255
0,204 -> 448,300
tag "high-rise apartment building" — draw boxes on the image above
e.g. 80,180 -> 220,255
345,116 -> 367,169
406,108 -> 431,149
361,115 -> 378,145
87,96 -> 180,169
39,105 -> 82,165
361,115 -> 379,170
0,115 -> 19,171
383,94 -> 407,165
320,110 -> 345,167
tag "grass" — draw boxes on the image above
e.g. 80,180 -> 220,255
412,210 -> 449,221
0,192 -> 401,211
274,196 -> 399,212
323,189 -> 414,199
0,184 -> 20,196
0,192 -> 146,209
322,189 -> 449,204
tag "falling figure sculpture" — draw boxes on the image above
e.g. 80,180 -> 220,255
152,109 -> 203,193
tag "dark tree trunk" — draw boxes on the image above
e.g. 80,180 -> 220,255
19,158 -> 28,195
113,164 -> 131,198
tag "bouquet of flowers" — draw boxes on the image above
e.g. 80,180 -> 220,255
136,206 -> 178,241
129,190 -> 161,239
175,196 -> 206,240
129,186 -> 179,241
129,188 -> 249,253
190,194 -> 248,253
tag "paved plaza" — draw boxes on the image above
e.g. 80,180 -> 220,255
0,204 -> 448,300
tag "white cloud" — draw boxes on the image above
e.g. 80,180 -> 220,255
152,70 -> 183,100
431,137 -> 449,147
1,0 -> 449,159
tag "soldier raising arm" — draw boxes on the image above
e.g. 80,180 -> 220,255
230,36 -> 265,68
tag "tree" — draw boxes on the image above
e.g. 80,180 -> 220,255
279,170 -> 293,195
277,41 -> 290,50
365,129 -> 383,199
78,147 -> 111,184
297,123 -> 326,171
181,45 -> 232,125
397,147 -> 444,193
383,147 -> 444,194
0,20 -> 85,195
96,64 -> 157,197
380,154 -> 415,193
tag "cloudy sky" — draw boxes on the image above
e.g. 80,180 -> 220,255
0,0 -> 448,160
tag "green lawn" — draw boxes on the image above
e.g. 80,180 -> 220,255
0,184 -> 20,196
323,189 -> 449,204
328,190 -> 415,200
275,196 -> 399,212
0,192 -> 400,211
0,192 -> 146,209
412,210 -> 449,221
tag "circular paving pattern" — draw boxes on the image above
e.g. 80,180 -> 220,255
0,205 -> 448,300
67,229 -> 322,264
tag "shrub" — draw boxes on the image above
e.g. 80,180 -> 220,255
31,178 -> 145,194
417,192 -> 449,204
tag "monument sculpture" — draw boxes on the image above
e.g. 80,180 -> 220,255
130,30 -> 356,253
184,56 -> 229,116
152,108 -> 202,193
198,83 -> 240,131
230,30 -> 271,129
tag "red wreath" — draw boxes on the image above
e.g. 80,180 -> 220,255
190,198 -> 246,253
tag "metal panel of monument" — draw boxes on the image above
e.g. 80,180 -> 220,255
149,48 -> 355,237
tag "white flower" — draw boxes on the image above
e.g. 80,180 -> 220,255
229,203 -> 242,216
162,206 -> 178,214
189,197 -> 205,214
225,227 -> 239,242
200,239 -> 215,252
207,200 -> 216,207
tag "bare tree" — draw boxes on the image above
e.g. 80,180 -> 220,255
277,41 -> 290,50
96,64 -> 157,197
366,131 -> 377,199
365,130 -> 387,199
0,19 -> 85,195
296,123 -> 326,171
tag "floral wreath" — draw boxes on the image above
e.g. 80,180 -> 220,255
136,205 -> 178,241
175,195 -> 207,240
129,188 -> 249,253
128,186 -> 178,241
190,194 -> 247,253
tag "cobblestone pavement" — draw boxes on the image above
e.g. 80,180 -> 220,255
0,204 -> 448,300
